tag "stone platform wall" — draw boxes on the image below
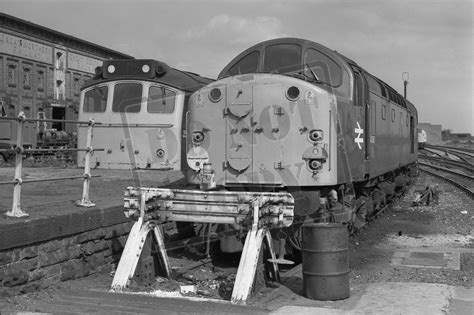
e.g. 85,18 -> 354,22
0,221 -> 133,296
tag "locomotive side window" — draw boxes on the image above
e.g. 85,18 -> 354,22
382,105 -> 386,120
303,49 -> 342,86
227,51 -> 260,76
366,75 -> 382,96
112,83 -> 142,113
380,83 -> 387,97
147,86 -> 176,113
83,86 -> 108,113
398,94 -> 407,108
387,88 -> 395,103
263,44 -> 301,74
353,72 -> 365,106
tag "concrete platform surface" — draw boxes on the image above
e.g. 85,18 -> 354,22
1,281 -> 472,314
0,167 -> 186,250
272,282 -> 474,315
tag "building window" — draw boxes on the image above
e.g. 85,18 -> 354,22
8,65 -> 17,87
73,77 -> 80,96
37,70 -> 45,91
23,67 -> 31,89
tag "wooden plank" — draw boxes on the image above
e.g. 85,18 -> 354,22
231,228 -> 265,304
112,218 -> 147,289
264,229 -> 280,282
152,224 -> 172,278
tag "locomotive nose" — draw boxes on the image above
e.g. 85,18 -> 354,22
187,74 -> 334,187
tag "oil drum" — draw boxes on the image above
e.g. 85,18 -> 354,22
302,222 -> 350,300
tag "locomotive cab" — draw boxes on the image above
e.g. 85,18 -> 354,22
78,59 -> 212,170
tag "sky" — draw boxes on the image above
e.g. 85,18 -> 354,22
2,0 -> 473,133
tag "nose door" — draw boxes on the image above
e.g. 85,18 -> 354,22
252,83 -> 286,185
225,84 -> 253,184
224,82 -> 286,185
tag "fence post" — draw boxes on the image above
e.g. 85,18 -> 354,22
76,118 -> 96,207
6,111 -> 29,218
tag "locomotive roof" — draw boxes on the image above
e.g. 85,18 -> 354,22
218,37 -> 358,79
82,60 -> 213,92
217,37 -> 412,106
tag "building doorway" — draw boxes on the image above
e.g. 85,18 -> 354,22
52,106 -> 65,131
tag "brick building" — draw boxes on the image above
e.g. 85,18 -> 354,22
0,13 -> 133,147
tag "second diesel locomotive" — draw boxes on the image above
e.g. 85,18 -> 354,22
77,59 -> 212,170
186,38 -> 418,235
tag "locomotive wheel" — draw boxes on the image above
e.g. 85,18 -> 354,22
351,196 -> 373,230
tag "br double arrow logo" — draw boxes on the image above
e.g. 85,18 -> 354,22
354,122 -> 364,149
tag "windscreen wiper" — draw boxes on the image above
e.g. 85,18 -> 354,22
305,63 -> 320,82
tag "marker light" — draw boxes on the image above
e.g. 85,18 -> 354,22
286,86 -> 300,101
107,65 -> 115,74
142,65 -> 150,73
308,159 -> 322,171
209,88 -> 222,102
309,129 -> 323,142
156,149 -> 165,158
192,131 -> 205,144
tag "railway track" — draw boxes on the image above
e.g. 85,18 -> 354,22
424,144 -> 474,165
419,153 -> 474,174
419,162 -> 474,198
425,144 -> 474,154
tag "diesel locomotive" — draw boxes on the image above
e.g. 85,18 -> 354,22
186,38 -> 418,237
77,59 -> 212,170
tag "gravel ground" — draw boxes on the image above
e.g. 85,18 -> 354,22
349,171 -> 473,287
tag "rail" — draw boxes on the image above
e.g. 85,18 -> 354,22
419,163 -> 474,198
0,112 -> 104,218
418,154 -> 474,173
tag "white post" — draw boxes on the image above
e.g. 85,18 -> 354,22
6,112 -> 29,218
76,118 -> 95,207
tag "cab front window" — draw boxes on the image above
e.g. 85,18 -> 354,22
112,83 -> 142,113
147,86 -> 176,113
83,86 -> 108,113
263,44 -> 301,74
227,51 -> 260,76
304,49 -> 342,87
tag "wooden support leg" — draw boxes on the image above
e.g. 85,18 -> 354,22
152,224 -> 172,278
112,218 -> 150,290
231,227 -> 266,304
263,229 -> 280,283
